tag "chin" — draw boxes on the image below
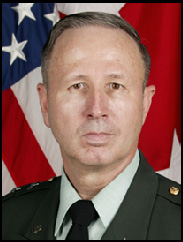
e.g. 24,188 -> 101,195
77,147 -> 116,166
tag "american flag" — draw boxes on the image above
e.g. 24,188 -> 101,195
2,3 -> 181,196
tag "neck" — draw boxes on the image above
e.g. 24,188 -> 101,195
62,148 -> 137,200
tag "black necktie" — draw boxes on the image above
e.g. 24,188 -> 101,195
66,200 -> 98,240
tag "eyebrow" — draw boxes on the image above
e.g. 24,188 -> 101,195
107,73 -> 125,79
64,74 -> 88,82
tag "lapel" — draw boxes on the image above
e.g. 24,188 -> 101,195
23,178 -> 61,240
102,151 -> 158,240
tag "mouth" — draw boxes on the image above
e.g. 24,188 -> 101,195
83,132 -> 113,145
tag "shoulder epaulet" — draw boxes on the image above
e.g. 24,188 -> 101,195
156,173 -> 181,205
2,176 -> 58,202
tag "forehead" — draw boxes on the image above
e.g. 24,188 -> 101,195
53,26 -> 139,55
48,26 -> 144,79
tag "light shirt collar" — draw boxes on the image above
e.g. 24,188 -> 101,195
55,149 -> 139,237
55,170 -> 81,236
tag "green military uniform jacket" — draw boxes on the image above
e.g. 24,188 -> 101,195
2,151 -> 181,240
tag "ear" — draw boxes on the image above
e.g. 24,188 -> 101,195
142,85 -> 155,125
37,83 -> 50,128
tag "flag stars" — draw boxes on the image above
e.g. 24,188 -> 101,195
2,4 -> 59,66
11,3 -> 59,26
2,34 -> 28,65
44,4 -> 60,26
11,3 -> 36,25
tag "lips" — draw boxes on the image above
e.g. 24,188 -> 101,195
83,132 -> 112,144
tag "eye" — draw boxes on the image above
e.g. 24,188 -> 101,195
70,82 -> 85,90
109,82 -> 123,90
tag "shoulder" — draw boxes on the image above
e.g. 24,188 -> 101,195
147,173 -> 181,240
139,150 -> 181,206
2,176 -> 61,204
2,176 -> 61,240
156,173 -> 181,205
139,150 -> 181,238
154,172 -> 181,219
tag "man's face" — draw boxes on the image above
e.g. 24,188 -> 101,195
38,26 -> 155,168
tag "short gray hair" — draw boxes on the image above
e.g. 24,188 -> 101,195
41,12 -> 151,91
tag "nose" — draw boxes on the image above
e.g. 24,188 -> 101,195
85,88 -> 109,120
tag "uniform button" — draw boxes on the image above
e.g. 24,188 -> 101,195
169,187 -> 179,195
32,225 -> 42,234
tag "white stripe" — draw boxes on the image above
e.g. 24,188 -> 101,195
56,3 -> 125,16
2,160 -> 16,196
157,129 -> 181,183
10,67 -> 62,177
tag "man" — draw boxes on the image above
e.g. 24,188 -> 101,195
2,12 -> 181,240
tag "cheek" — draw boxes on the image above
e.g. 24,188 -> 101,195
113,98 -> 143,134
48,94 -> 83,140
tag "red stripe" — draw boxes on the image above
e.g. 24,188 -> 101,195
58,11 -> 66,19
119,3 -> 181,171
2,88 -> 56,187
